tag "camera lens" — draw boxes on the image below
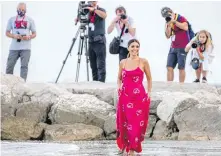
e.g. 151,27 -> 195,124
192,43 -> 198,48
120,14 -> 127,20
165,17 -> 171,22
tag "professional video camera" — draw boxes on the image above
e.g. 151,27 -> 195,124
56,1 -> 92,83
161,7 -> 173,22
77,1 -> 93,24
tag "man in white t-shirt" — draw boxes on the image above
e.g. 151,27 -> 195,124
107,6 -> 136,61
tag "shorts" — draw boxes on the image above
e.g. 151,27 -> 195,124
167,48 -> 187,69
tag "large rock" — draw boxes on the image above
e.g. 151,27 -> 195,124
57,82 -> 116,106
174,104 -> 221,140
103,114 -> 116,135
145,115 -> 157,138
16,101 -> 52,123
1,117 -> 44,140
157,92 -> 199,125
193,90 -> 221,105
49,93 -> 115,129
44,123 -> 103,141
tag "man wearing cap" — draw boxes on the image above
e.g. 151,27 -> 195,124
162,7 -> 189,83
107,6 -> 136,62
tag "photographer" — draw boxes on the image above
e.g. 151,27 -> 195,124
5,2 -> 36,81
107,6 -> 136,62
162,7 -> 189,83
85,1 -> 107,82
185,30 -> 214,83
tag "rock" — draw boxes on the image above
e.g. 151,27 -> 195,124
57,82 -> 116,106
16,101 -> 52,123
103,115 -> 116,135
174,104 -> 221,140
1,73 -> 25,86
145,115 -> 157,138
157,92 -> 199,125
150,91 -> 171,114
44,123 -> 103,141
106,133 -> 116,140
193,90 -> 221,105
1,85 -> 19,120
1,117 -> 44,140
49,93 -> 115,129
151,120 -> 171,140
152,81 -> 219,95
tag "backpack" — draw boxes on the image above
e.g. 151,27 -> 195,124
177,14 -> 195,41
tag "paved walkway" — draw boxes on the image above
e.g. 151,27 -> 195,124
2,140 -> 221,156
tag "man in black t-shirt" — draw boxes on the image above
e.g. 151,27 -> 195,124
86,1 -> 107,82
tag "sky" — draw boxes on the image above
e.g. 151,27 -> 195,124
1,1 -> 221,84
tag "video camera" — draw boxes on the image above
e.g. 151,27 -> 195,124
77,1 -> 93,24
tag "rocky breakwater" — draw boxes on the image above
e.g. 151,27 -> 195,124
1,74 -> 221,141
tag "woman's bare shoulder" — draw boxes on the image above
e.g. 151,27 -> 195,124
119,59 -> 127,67
140,58 -> 149,65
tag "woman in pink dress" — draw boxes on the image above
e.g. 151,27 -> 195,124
116,39 -> 152,155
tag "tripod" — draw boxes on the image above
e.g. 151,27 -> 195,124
55,23 -> 90,83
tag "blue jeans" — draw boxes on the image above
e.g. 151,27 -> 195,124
6,50 -> 31,81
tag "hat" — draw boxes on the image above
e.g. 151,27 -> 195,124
161,7 -> 172,18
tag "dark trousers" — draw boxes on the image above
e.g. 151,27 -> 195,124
88,42 -> 106,82
119,46 -> 129,62
6,50 -> 31,81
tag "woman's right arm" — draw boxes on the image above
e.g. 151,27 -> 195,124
185,36 -> 198,52
117,60 -> 124,90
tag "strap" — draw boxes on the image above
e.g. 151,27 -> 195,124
119,24 -> 125,39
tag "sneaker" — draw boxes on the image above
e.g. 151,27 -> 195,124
202,77 -> 207,83
193,79 -> 200,83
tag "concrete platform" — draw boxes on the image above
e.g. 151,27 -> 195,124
2,140 -> 221,156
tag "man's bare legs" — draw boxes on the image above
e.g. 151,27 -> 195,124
179,69 -> 185,83
167,67 -> 174,81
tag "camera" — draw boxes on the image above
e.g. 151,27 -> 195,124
191,41 -> 201,48
77,1 -> 93,24
16,31 -> 26,42
165,16 -> 172,22
161,7 -> 172,22
120,14 -> 127,20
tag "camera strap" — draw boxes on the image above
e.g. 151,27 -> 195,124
119,22 -> 125,37
90,12 -> 96,23
15,15 -> 26,23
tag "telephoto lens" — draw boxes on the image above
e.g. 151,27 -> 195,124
165,16 -> 171,22
191,43 -> 198,48
120,14 -> 127,20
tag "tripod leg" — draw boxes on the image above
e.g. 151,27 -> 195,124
55,28 -> 80,83
84,36 -> 90,81
75,37 -> 84,82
